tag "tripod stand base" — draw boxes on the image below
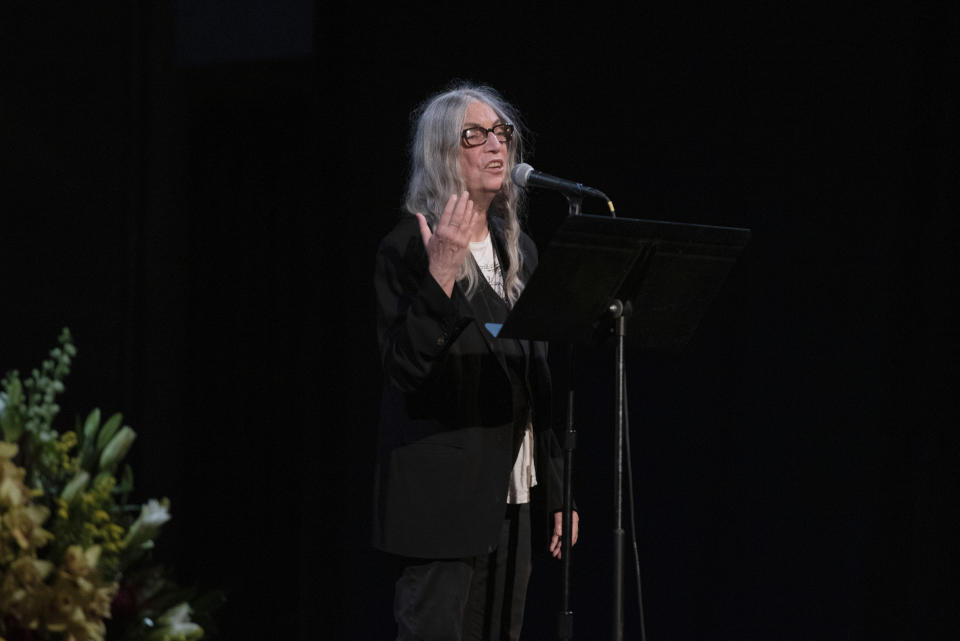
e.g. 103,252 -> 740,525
557,611 -> 573,640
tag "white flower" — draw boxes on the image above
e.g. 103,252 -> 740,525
139,499 -> 172,527
124,498 -> 171,550
148,602 -> 204,641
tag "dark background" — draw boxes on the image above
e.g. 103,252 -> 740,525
3,3 -> 956,640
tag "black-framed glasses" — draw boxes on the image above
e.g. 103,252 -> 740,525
461,123 -> 514,147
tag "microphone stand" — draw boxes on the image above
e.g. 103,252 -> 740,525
609,299 -> 630,641
557,195 -> 581,641
558,193 -> 627,641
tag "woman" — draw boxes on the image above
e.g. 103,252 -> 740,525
373,82 -> 579,641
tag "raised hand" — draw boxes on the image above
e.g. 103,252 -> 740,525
415,191 -> 477,297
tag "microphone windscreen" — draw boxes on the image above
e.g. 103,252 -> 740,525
511,163 -> 534,187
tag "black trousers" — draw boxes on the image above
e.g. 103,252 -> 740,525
394,503 -> 532,641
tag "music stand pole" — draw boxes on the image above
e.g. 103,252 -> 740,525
611,299 -> 629,641
558,193 -> 582,641
558,348 -> 576,641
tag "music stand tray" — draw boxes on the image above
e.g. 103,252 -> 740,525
492,214 -> 751,351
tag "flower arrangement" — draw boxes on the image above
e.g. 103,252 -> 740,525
0,329 -> 218,641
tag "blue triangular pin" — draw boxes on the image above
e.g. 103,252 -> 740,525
485,323 -> 503,337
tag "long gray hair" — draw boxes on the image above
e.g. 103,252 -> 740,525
404,82 -> 527,305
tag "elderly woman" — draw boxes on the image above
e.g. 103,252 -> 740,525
372,82 -> 579,640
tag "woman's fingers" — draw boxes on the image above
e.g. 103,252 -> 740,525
458,195 -> 476,235
550,511 -> 580,559
445,191 -> 472,233
436,193 -> 459,228
432,192 -> 475,249
415,213 -> 432,248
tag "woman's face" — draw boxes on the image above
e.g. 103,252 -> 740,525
458,101 -> 508,201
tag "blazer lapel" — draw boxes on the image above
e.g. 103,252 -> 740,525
488,219 -> 531,368
467,274 -> 511,379
466,217 -> 519,379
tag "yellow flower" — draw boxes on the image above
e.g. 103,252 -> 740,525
0,474 -> 26,508
62,544 -> 101,579
2,504 -> 53,551
43,545 -> 117,641
59,431 -> 78,450
88,583 -> 117,618
0,556 -> 55,628
49,578 -> 79,617
0,441 -> 18,459
56,431 -> 79,473
0,450 -> 30,509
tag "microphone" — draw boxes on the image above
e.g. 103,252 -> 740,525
510,163 -> 608,201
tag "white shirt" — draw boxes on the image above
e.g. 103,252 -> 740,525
469,233 -> 537,504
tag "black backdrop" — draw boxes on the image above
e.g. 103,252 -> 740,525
3,3 -> 956,640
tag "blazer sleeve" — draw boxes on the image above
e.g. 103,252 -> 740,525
374,216 -> 472,393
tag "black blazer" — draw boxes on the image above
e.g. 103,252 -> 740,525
372,213 -> 565,559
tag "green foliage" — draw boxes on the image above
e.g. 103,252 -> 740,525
0,329 -> 221,641
1,328 -> 76,494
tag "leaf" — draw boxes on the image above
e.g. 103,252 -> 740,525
61,470 -> 91,503
1,376 -> 25,442
83,407 -> 102,444
97,412 -> 124,452
99,426 -> 136,472
6,374 -> 23,405
115,463 -> 135,496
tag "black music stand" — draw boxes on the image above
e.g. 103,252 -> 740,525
489,214 -> 751,641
